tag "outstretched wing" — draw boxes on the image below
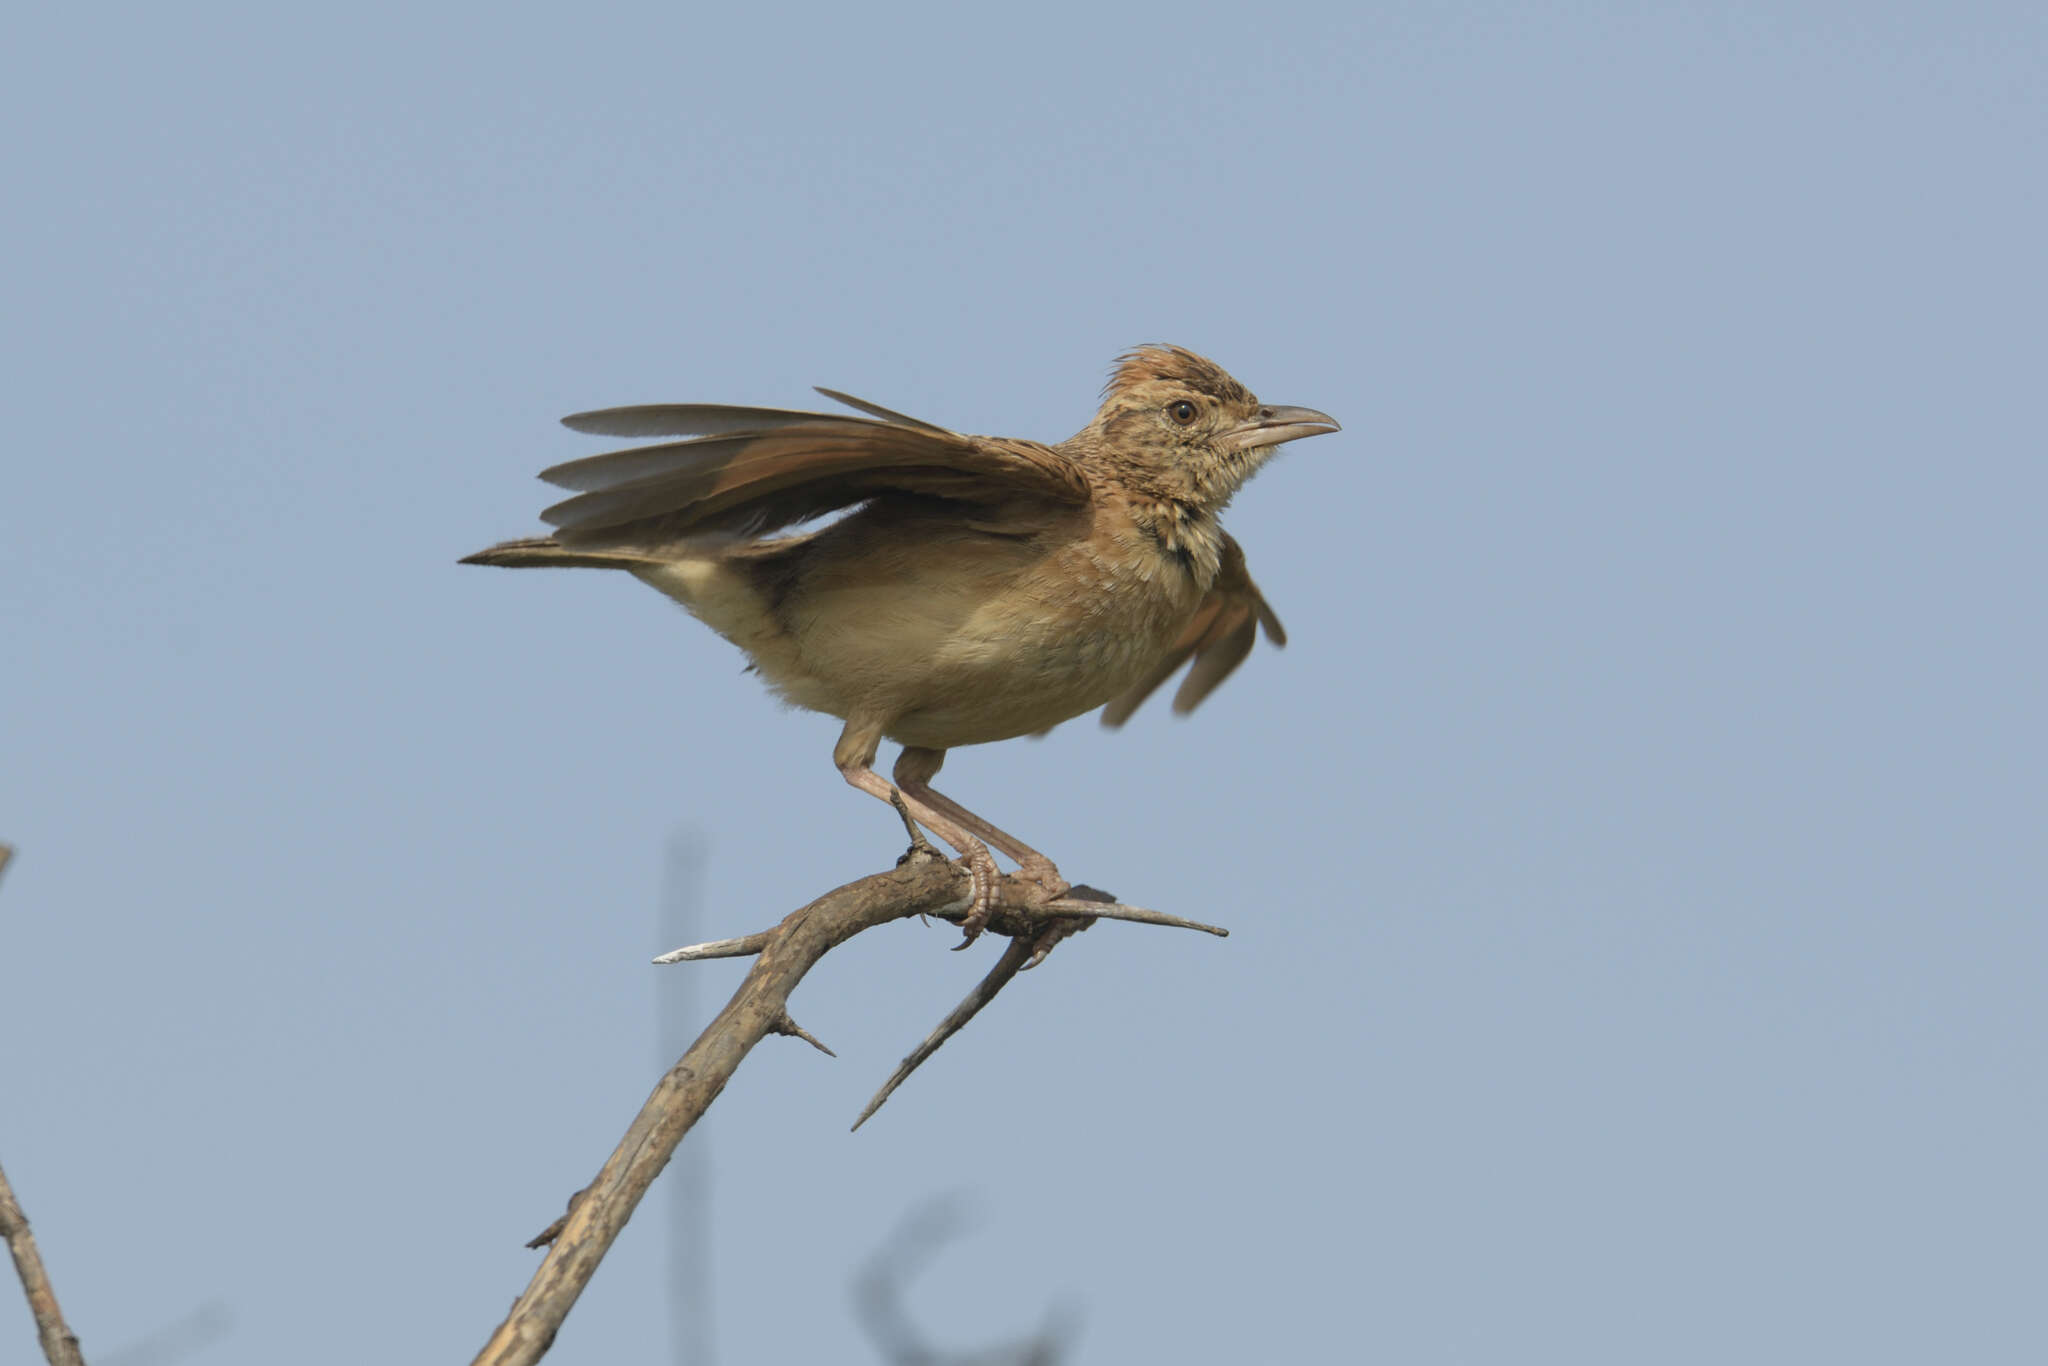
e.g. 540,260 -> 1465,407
537,397 -> 1087,547
1100,532 -> 1287,727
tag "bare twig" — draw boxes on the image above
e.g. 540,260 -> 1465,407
655,890 -> 1221,964
770,1011 -> 837,1057
852,937 -> 1035,1132
1037,898 -> 1227,937
1,842 -> 89,1366
1,843 -> 90,1366
523,1188 -> 585,1251
0,1158 -> 87,1366
652,931 -> 772,964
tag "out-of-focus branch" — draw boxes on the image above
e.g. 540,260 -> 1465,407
856,1198 -> 1076,1365
100,1302 -> 233,1366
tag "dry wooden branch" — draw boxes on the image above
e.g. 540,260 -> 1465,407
852,936 -> 1036,1132
651,930 -> 772,964
0,1159 -> 86,1366
471,850 -> 1228,1365
473,856 -> 960,1364
1,842 -> 90,1366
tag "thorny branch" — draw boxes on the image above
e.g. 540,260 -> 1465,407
848,884 -> 1125,1132
472,847 -> 1226,1366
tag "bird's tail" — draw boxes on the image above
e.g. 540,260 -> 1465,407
459,536 -> 657,570
463,534 -> 794,673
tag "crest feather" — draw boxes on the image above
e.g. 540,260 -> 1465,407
1104,345 -> 1255,406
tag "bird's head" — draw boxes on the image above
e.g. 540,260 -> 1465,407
1080,344 -> 1340,511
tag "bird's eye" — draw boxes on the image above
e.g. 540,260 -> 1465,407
1167,400 -> 1198,425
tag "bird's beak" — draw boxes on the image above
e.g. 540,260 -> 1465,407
1224,404 -> 1342,451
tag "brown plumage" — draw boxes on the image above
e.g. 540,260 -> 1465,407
463,345 -> 1339,942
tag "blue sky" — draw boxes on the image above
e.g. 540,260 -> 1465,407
4,3 -> 2043,1362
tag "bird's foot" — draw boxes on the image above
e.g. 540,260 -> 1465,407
886,788 -> 943,867
951,838 -> 1001,950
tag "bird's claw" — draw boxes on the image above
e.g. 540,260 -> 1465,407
950,840 -> 1001,949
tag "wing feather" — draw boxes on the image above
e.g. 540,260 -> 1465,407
1101,532 -> 1286,727
1172,602 -> 1258,713
560,403 -> 853,440
530,404 -> 1088,547
813,387 -> 958,433
1098,598 -> 1223,728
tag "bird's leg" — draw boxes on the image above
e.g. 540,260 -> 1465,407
841,764 -> 1000,945
836,726 -> 1000,947
893,747 -> 1069,901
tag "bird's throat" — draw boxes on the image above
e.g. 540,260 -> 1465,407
1135,498 -> 1224,586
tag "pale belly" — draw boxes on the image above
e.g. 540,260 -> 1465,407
768,519 -> 1203,748
879,600 -> 1185,747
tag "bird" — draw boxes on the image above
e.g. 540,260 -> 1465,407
463,345 -> 1339,944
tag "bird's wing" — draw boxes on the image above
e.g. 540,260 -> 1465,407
1099,532 -> 1287,727
535,403 -> 1088,546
